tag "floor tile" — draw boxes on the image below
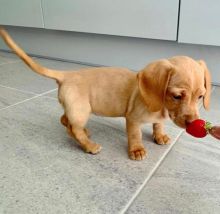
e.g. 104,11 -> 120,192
0,51 -> 19,65
43,89 -> 58,99
0,61 -> 56,94
0,97 -> 181,214
0,85 -> 35,109
0,55 -> 90,94
126,87 -> 220,214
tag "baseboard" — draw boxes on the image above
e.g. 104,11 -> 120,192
0,26 -> 220,84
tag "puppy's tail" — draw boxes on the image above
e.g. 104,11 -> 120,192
0,27 -> 64,82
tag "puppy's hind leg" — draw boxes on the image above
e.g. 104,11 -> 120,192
60,114 -> 90,138
65,104 -> 101,154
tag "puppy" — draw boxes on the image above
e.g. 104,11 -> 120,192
0,28 -> 211,160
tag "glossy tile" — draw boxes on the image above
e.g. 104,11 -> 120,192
2,50 -> 218,214
0,85 -> 35,110
0,51 -> 19,65
43,89 -> 58,99
0,97 -> 181,214
127,86 -> 220,214
0,55 -> 90,94
126,133 -> 220,214
0,61 -> 56,94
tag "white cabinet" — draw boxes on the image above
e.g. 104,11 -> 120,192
42,0 -> 179,40
0,0 -> 44,28
178,0 -> 220,46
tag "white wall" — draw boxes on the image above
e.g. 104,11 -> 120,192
1,26 -> 220,85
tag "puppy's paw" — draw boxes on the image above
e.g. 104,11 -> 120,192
153,133 -> 170,145
129,146 -> 147,161
85,143 -> 102,154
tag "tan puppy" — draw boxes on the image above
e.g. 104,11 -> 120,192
0,28 -> 211,160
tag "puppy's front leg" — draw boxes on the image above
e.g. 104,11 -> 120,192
126,119 -> 147,160
153,123 -> 170,145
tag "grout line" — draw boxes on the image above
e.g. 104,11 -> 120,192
0,88 -> 58,111
121,85 -> 217,213
0,96 -> 39,111
0,84 -> 37,95
120,130 -> 184,214
42,95 -> 57,100
0,59 -> 20,66
42,88 -> 58,100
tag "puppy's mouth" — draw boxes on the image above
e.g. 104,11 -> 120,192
174,120 -> 187,129
169,113 -> 186,129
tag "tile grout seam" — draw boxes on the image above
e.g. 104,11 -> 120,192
120,129 -> 184,214
120,86 -> 217,213
0,54 -> 217,210
0,59 -> 21,66
0,88 -> 58,111
0,84 -> 38,95
43,95 -> 57,100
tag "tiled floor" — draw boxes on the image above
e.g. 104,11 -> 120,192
0,52 -> 219,214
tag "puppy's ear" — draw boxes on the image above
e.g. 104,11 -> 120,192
198,60 -> 211,110
137,59 -> 174,112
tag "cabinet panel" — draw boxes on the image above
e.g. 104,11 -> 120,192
179,0 -> 220,46
42,0 -> 179,40
0,0 -> 43,27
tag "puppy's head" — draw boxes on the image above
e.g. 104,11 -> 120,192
138,56 -> 211,128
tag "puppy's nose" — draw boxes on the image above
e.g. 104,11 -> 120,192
185,114 -> 199,126
185,119 -> 193,126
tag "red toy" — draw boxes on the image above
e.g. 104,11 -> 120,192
186,119 -> 220,140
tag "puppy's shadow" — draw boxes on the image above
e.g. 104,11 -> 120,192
142,131 -> 153,143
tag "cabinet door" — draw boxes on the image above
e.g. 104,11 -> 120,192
0,0 -> 43,27
42,0 -> 179,40
179,0 -> 220,46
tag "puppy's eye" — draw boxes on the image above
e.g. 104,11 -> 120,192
173,95 -> 182,100
198,95 -> 203,99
